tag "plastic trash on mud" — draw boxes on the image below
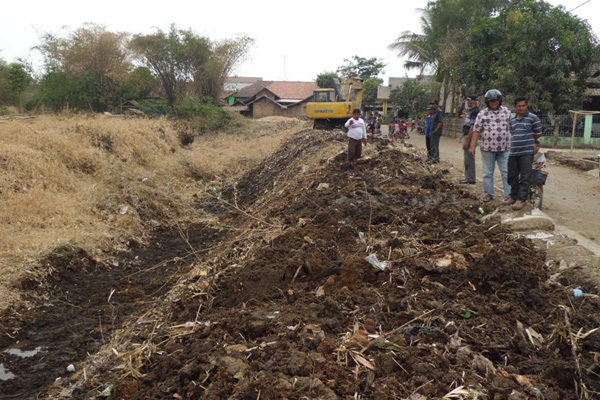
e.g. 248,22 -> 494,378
365,254 -> 389,271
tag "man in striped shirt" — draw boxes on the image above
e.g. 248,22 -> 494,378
505,97 -> 542,210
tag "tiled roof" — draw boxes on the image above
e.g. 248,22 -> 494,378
234,81 -> 273,98
225,77 -> 263,83
265,81 -> 318,100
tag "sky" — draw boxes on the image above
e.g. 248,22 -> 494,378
0,0 -> 598,84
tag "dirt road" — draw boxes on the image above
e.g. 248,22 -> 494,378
406,132 -> 600,245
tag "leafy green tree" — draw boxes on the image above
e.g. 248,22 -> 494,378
337,56 -> 386,81
484,1 -> 596,113
316,71 -> 341,88
389,79 -> 432,117
7,62 -> 33,113
390,0 -> 597,114
363,77 -> 383,107
118,66 -> 159,101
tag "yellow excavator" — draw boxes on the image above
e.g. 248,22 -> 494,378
306,78 -> 363,129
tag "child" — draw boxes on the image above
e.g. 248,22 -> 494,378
390,121 -> 401,142
401,120 -> 408,138
344,109 -> 368,165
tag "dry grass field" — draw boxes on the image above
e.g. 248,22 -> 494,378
0,114 -> 307,309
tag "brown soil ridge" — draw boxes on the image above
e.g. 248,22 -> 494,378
37,132 -> 600,400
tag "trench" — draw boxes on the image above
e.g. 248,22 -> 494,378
0,224 -> 223,400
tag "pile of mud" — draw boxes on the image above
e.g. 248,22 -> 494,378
32,132 -> 600,399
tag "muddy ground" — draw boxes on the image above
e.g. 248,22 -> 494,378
3,131 -> 600,400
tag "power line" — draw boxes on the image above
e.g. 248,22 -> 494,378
568,0 -> 592,12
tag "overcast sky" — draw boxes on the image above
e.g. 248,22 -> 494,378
0,0 -> 598,84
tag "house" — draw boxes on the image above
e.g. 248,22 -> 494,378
120,100 -> 143,115
224,81 -> 318,118
221,77 -> 263,106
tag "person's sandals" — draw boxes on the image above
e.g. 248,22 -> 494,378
482,195 -> 494,202
502,198 -> 516,205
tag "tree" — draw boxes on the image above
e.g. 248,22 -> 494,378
337,56 -> 386,81
0,59 -> 9,107
363,77 -> 383,107
390,0 -> 597,115
118,66 -> 159,101
193,35 -> 254,100
35,23 -> 132,111
484,1 -> 597,113
316,71 -> 341,88
6,62 -> 33,113
389,79 -> 432,117
131,25 -> 253,107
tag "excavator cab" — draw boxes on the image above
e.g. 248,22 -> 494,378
312,89 -> 337,102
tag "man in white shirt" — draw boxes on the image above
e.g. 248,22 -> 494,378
344,109 -> 368,165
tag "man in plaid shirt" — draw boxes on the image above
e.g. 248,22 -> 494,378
469,89 -> 511,202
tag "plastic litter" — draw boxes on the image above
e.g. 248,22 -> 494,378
67,364 -> 75,372
100,384 -> 114,397
573,288 -> 584,298
365,254 -> 390,271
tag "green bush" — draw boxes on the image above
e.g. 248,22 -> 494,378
0,107 -> 9,116
176,96 -> 231,132
138,99 -> 171,117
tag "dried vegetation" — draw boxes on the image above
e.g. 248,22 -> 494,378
0,114 -> 304,308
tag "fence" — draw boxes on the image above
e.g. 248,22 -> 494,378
442,116 -> 463,139
593,115 -> 600,138
442,113 -> 600,148
538,115 -> 583,138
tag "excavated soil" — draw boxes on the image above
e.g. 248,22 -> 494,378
0,224 -> 225,399
7,131 -> 600,400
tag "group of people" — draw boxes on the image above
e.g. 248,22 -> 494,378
344,89 -> 547,210
461,89 -> 544,210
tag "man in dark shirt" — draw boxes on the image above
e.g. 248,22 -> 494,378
429,100 -> 444,163
505,97 -> 542,210
460,95 -> 480,184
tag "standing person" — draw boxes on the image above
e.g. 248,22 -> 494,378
368,114 -> 375,134
460,95 -> 480,184
344,109 -> 368,166
375,112 -> 382,134
505,97 -> 542,209
469,89 -> 512,202
425,108 -> 433,160
430,100 -> 444,163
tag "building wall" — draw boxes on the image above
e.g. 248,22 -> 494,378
252,99 -> 308,119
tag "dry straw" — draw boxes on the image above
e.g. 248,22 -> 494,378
0,114 -> 305,308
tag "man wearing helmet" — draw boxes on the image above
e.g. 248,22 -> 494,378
469,89 -> 512,202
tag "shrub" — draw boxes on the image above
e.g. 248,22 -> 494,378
176,96 -> 232,133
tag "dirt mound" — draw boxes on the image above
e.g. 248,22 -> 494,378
41,134 -> 600,400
